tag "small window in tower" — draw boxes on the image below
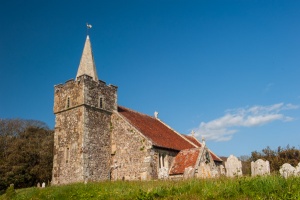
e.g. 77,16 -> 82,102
67,97 -> 70,108
99,96 -> 105,109
66,147 -> 69,163
100,97 -> 103,108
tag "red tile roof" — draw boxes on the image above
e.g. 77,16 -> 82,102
182,135 -> 202,147
117,106 -> 195,151
182,135 -> 223,162
169,148 -> 200,175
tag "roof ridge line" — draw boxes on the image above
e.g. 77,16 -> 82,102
182,135 -> 202,148
156,118 -> 198,148
118,105 -> 157,119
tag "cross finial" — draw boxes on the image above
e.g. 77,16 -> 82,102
191,130 -> 195,137
154,111 -> 159,119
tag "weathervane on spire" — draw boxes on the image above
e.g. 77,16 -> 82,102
86,23 -> 92,35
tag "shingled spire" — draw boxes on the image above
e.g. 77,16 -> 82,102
76,35 -> 98,81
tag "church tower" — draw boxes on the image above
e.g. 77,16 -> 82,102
52,35 -> 118,185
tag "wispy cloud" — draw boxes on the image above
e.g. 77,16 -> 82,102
193,103 -> 299,142
264,82 -> 274,93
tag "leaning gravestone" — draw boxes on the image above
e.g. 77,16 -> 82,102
279,163 -> 295,178
251,159 -> 270,176
225,155 -> 243,177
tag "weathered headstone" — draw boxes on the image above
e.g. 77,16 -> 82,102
279,163 -> 295,178
37,182 -> 41,188
225,155 -> 243,177
42,182 -> 45,188
196,163 -> 212,178
183,166 -> 195,179
251,159 -> 270,176
294,163 -> 300,176
219,165 -> 226,176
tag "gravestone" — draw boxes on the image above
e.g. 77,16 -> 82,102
279,163 -> 295,178
37,182 -> 41,188
196,163 -> 212,178
251,159 -> 270,176
42,182 -> 45,188
183,166 -> 195,179
294,163 -> 300,176
225,155 -> 242,177
219,165 -> 226,176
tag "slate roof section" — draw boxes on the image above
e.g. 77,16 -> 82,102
169,148 -> 200,175
117,106 -> 195,151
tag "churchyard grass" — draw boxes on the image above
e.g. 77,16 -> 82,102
2,175 -> 300,200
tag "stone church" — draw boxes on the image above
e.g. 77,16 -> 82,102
52,34 -> 223,185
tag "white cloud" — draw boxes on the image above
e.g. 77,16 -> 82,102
194,103 -> 299,142
264,83 -> 274,93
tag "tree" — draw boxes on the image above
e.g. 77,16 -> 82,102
0,119 -> 53,193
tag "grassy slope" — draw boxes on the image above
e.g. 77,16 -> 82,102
1,175 -> 300,200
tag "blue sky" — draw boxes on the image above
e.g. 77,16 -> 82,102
1,0 -> 300,157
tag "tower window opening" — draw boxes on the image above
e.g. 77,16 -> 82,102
67,97 -> 70,108
99,96 -> 104,109
66,147 -> 70,163
100,97 -> 103,108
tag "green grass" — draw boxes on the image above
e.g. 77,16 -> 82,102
2,175 -> 300,200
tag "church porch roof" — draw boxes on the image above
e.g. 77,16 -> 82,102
169,148 -> 200,175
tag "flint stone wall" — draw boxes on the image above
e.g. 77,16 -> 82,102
52,75 -> 117,185
111,112 -> 178,180
52,107 -> 84,184
111,113 -> 153,180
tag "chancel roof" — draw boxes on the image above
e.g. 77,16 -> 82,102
117,106 -> 196,151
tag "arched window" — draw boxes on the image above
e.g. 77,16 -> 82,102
159,153 -> 167,168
